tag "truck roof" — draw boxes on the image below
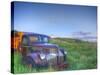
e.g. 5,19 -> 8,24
21,31 -> 50,38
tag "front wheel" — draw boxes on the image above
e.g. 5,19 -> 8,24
22,56 -> 36,68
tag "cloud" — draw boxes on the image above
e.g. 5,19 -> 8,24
72,31 -> 97,42
72,31 -> 92,36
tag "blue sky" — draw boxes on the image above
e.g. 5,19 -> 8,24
13,2 -> 97,38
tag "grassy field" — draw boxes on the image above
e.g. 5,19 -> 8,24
13,38 -> 97,73
51,38 -> 97,70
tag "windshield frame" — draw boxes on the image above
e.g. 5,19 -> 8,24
29,34 -> 50,43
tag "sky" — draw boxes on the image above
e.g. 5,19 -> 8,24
12,2 -> 97,41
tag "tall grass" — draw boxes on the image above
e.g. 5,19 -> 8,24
51,38 -> 97,70
14,52 -> 55,73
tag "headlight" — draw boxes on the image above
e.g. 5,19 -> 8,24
40,54 -> 46,60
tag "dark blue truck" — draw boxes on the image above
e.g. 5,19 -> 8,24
21,32 -> 68,69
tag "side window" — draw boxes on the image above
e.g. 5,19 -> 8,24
22,36 -> 28,46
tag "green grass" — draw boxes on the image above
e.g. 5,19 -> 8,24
51,38 -> 97,70
13,52 -> 55,74
13,38 -> 97,73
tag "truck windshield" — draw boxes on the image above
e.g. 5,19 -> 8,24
29,36 -> 39,42
29,35 -> 49,43
42,37 -> 49,43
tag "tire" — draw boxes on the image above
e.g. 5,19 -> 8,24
22,56 -> 36,67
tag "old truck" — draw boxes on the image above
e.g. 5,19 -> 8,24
11,31 -> 68,68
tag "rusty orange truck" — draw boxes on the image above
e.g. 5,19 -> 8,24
11,30 -> 23,51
